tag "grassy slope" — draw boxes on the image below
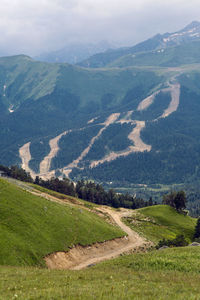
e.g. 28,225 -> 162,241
124,205 -> 196,243
0,55 -> 59,107
1,247 -> 200,299
0,178 -> 124,267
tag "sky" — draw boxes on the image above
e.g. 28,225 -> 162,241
0,0 -> 200,56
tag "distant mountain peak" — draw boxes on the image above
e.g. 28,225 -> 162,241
181,21 -> 200,32
161,21 -> 200,46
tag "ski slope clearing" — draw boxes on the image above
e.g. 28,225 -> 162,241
19,80 -> 180,178
39,131 -> 68,179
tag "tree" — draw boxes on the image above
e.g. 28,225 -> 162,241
34,176 -> 40,185
162,190 -> 186,212
156,234 -> 188,249
162,191 -> 176,208
194,217 -> 200,239
174,191 -> 186,212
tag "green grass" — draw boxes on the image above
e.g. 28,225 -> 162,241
0,178 -> 124,267
1,247 -> 200,299
124,205 -> 196,243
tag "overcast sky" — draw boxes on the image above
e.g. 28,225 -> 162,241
0,0 -> 200,55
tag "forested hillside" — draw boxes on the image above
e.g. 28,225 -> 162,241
1,22 -> 200,190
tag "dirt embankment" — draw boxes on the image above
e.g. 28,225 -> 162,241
45,207 -> 152,270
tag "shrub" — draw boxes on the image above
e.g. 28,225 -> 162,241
156,234 -> 188,249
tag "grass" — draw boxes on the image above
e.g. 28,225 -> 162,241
1,247 -> 200,299
0,178 -> 124,267
0,180 -> 199,299
124,205 -> 196,243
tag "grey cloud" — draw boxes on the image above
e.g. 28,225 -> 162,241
0,0 -> 200,56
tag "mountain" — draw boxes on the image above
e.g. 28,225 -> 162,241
78,21 -> 200,68
35,41 -> 116,64
1,22 -> 200,187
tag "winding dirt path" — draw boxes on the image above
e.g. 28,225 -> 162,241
45,206 -> 150,270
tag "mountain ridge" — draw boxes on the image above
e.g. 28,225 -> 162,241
78,21 -> 200,68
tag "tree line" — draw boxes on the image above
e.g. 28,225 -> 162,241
0,165 -> 33,182
35,177 -> 155,209
0,164 -> 154,209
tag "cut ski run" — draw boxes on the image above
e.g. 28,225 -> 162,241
19,81 -> 180,179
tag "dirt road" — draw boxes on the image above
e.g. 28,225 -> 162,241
72,208 -> 147,270
45,206 -> 151,270
4,177 -> 151,270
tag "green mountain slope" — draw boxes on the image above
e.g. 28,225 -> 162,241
72,71 -> 200,185
0,178 -> 124,266
0,56 -> 163,168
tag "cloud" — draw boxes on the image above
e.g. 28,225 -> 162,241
0,0 -> 200,55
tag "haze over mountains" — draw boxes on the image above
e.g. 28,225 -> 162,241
1,21 -> 200,186
79,21 -> 200,68
35,41 -> 117,64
